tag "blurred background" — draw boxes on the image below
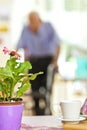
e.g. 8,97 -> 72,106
0,0 -> 87,116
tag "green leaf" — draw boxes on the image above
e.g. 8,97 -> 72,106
4,78 -> 13,97
0,82 -> 4,91
0,67 -> 13,80
19,76 -> 30,85
6,57 -> 17,69
16,82 -> 31,97
0,82 -> 7,97
17,72 -> 43,85
15,61 -> 32,74
29,72 -> 43,80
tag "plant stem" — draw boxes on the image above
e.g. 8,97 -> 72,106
10,83 -> 14,98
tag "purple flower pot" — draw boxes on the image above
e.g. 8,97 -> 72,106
0,102 -> 23,130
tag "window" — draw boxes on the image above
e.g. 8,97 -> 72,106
65,0 -> 87,11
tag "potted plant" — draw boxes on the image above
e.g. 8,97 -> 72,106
0,47 -> 42,130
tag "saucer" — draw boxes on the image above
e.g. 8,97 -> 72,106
59,116 -> 86,124
81,114 -> 87,118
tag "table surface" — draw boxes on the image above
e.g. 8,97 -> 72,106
63,120 -> 87,130
22,116 -> 62,127
22,116 -> 87,130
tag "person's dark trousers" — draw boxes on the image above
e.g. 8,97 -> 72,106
29,56 -> 53,115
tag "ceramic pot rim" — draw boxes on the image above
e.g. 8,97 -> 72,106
0,101 -> 24,106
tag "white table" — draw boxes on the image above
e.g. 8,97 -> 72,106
22,116 -> 62,127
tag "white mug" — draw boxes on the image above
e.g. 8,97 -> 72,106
60,100 -> 82,120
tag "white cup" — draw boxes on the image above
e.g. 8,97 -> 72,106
60,100 -> 82,120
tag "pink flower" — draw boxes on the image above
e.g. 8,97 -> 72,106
3,47 -> 11,54
10,50 -> 21,59
3,47 -> 21,59
81,98 -> 87,115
